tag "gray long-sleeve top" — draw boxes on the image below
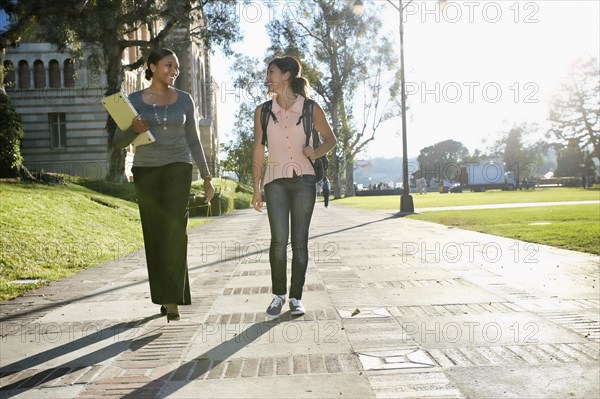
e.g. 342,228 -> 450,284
112,88 -> 210,178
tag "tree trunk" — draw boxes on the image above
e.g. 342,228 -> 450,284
330,102 -> 343,199
345,161 -> 355,197
103,39 -> 127,183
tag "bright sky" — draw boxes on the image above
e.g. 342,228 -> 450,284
212,0 -> 600,159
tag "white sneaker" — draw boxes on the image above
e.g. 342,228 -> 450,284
266,295 -> 285,319
289,298 -> 305,316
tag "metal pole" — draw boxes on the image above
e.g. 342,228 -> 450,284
398,0 -> 414,213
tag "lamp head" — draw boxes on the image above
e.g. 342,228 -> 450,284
353,0 -> 364,17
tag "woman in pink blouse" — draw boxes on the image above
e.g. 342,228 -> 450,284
251,56 -> 336,319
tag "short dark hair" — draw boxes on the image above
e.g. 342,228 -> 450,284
268,56 -> 310,98
145,48 -> 176,81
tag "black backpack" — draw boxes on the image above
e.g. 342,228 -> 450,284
260,98 -> 329,183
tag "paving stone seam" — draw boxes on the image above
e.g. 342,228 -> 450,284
164,353 -> 363,381
203,309 -> 339,324
425,342 -> 599,367
221,283 -> 325,295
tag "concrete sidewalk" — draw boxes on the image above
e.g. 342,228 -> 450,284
1,203 -> 599,398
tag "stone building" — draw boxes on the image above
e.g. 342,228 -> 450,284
4,25 -> 219,180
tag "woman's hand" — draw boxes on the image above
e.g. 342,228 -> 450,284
303,145 -> 316,160
131,115 -> 149,134
252,191 -> 263,212
204,178 -> 215,203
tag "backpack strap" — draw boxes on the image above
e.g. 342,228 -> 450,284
260,100 -> 277,146
300,98 -> 317,148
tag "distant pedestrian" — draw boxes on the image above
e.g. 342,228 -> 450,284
252,56 -> 336,319
113,48 -> 214,322
322,177 -> 330,208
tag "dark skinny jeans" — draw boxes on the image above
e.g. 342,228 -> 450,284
264,175 -> 316,300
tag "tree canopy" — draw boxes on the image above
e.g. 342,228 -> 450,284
548,57 -> 599,160
264,0 -> 401,197
415,139 -> 469,181
1,0 -> 242,181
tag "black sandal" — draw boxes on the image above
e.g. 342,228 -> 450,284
167,313 -> 180,322
160,305 -> 167,316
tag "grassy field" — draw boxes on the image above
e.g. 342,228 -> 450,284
412,204 -> 600,255
0,180 -> 145,300
0,177 -> 249,301
335,188 -> 600,255
337,188 -> 599,209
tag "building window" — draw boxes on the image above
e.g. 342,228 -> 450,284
64,59 -> 75,87
4,60 -> 15,90
49,60 -> 60,88
18,60 -> 30,89
34,60 -> 46,88
49,113 -> 67,149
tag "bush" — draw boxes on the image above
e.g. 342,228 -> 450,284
75,178 -> 138,203
32,171 -> 77,185
191,178 -> 252,212
235,184 -> 253,195
559,177 -> 583,187
0,101 -> 25,178
234,195 -> 251,209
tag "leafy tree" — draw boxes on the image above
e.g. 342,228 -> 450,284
555,138 -> 585,177
415,139 -> 469,182
548,57 -> 599,160
220,103 -> 255,184
502,126 -> 539,182
44,0 -> 242,182
220,55 -> 265,185
265,1 -> 400,197
221,107 -> 254,184
462,149 -> 495,164
0,101 -> 25,178
2,0 -> 242,182
489,124 -> 546,182
0,0 -> 80,179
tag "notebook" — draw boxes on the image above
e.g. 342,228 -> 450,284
101,91 -> 155,147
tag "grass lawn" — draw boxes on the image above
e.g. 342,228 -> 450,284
412,204 -> 600,255
336,187 -> 599,210
335,188 -> 600,255
0,180 -> 212,301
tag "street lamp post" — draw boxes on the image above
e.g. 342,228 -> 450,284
354,0 -> 444,213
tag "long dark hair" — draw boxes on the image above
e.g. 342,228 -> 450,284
268,56 -> 310,98
145,48 -> 175,81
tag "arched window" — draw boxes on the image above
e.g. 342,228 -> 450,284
3,61 -> 16,90
49,60 -> 60,88
18,60 -> 30,89
64,59 -> 75,87
34,60 -> 46,88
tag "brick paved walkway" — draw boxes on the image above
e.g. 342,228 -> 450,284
1,203 -> 598,398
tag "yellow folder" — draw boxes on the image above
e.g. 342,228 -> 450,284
101,91 -> 155,147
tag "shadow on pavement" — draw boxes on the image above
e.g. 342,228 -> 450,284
0,315 -> 162,397
121,318 -> 285,398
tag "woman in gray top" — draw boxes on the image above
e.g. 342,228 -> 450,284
113,48 -> 214,322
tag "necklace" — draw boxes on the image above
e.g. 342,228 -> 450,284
150,91 -> 170,130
